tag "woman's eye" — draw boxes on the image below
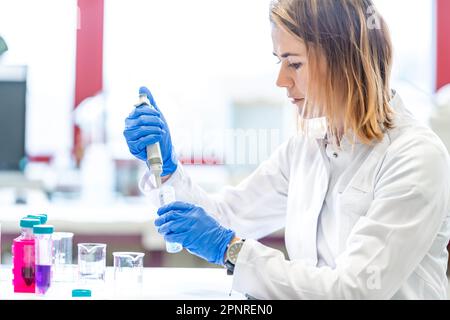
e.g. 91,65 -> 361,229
288,63 -> 303,70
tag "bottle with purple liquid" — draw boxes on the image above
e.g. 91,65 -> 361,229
33,225 -> 54,295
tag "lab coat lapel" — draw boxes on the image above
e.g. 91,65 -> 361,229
293,138 -> 330,266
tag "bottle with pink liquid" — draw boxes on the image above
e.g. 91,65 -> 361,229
12,218 -> 41,293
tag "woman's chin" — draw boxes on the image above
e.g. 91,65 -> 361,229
296,103 -> 306,116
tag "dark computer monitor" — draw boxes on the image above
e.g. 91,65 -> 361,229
0,66 -> 27,171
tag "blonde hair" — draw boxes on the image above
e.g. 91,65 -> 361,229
270,0 -> 394,144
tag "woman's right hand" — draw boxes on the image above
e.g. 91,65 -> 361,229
123,86 -> 178,177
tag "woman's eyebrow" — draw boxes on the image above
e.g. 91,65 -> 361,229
272,52 -> 301,58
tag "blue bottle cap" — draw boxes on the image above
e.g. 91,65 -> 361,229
20,218 -> 41,228
33,224 -> 54,234
27,215 -> 46,224
72,289 -> 92,297
36,214 -> 48,224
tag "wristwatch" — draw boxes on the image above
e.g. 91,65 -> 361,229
224,239 -> 245,275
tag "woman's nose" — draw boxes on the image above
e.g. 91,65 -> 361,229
276,67 -> 294,89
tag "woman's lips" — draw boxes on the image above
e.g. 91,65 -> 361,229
290,98 -> 305,105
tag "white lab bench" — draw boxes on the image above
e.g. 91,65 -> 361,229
0,265 -> 245,300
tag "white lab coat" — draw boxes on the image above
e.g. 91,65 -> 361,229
140,93 -> 450,300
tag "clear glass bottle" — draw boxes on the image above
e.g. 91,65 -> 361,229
33,224 -> 54,294
12,218 -> 41,293
158,185 -> 183,253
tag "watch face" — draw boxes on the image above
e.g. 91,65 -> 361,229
227,241 -> 243,265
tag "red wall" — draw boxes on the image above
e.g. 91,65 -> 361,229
75,0 -> 104,107
437,0 -> 450,90
74,0 -> 104,164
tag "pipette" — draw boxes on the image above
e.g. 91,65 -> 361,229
135,94 -> 163,188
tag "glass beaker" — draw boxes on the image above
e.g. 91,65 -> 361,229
113,252 -> 144,293
77,243 -> 106,281
52,232 -> 74,282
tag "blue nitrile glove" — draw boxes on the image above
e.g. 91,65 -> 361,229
155,202 -> 235,265
123,86 -> 178,176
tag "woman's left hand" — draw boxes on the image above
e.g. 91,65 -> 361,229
155,201 -> 235,265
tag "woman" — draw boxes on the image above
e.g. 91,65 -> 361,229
124,0 -> 450,299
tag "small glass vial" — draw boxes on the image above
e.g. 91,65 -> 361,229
33,224 -> 54,294
158,185 -> 183,253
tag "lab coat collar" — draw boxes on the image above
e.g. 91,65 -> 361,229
332,92 -> 410,195
319,90 -> 405,148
